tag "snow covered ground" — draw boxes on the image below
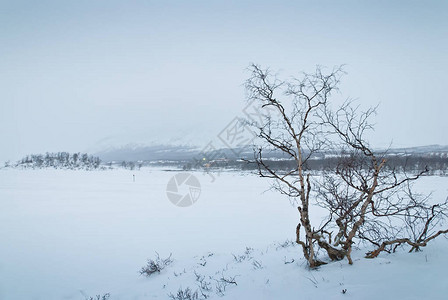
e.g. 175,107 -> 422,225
0,168 -> 447,299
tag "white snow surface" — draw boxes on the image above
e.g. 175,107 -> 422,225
0,169 -> 447,299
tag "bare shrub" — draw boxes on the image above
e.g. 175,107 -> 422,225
194,271 -> 212,298
231,247 -> 254,263
276,239 -> 295,249
214,274 -> 238,297
140,252 -> 173,277
85,293 -> 110,300
168,287 -> 199,300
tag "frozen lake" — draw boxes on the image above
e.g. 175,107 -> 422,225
0,169 -> 447,299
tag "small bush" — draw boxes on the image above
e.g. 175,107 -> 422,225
85,293 -> 110,300
140,252 -> 173,277
168,287 -> 199,300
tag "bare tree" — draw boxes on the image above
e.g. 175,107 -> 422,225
245,64 -> 448,267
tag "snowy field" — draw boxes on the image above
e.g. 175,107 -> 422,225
0,169 -> 447,299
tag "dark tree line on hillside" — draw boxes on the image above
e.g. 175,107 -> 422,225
119,160 -> 143,170
240,153 -> 448,175
182,153 -> 448,175
12,152 -> 102,170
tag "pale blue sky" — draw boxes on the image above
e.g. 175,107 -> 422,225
1,0 -> 447,161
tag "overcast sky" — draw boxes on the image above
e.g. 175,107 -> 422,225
1,0 -> 447,162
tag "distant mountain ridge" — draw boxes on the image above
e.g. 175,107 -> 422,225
94,143 -> 448,162
95,143 -> 201,162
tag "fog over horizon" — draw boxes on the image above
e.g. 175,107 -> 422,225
1,1 -> 447,162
